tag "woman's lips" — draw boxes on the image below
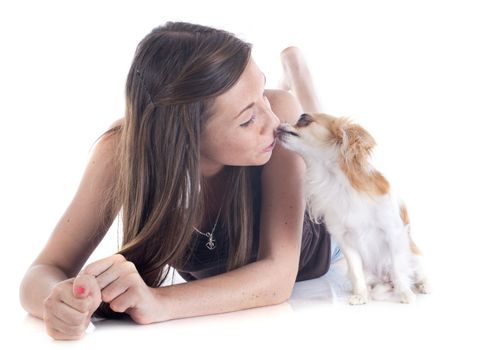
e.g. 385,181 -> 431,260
262,139 -> 276,152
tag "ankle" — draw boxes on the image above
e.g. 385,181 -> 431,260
280,46 -> 307,76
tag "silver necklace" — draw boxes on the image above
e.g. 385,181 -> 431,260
193,201 -> 223,250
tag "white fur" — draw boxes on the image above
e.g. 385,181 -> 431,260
279,119 -> 429,304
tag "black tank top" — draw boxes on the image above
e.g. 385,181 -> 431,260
174,167 -> 332,282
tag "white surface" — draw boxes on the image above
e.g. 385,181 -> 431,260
1,0 -> 493,348
10,259 -> 492,349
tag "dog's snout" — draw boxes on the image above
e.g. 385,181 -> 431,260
275,125 -> 287,137
275,124 -> 299,139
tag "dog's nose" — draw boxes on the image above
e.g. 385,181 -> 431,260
274,125 -> 289,138
275,123 -> 299,139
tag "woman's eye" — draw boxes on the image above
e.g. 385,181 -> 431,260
240,115 -> 256,128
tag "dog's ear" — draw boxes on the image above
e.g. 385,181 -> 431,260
339,123 -> 389,195
340,123 -> 376,163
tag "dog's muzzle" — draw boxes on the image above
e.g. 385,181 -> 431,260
275,124 -> 299,141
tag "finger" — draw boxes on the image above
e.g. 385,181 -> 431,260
101,273 -> 137,303
51,300 -> 89,327
96,260 -> 137,290
109,294 -> 132,314
46,326 -> 84,341
109,286 -> 137,313
73,273 -> 102,309
80,254 -> 126,278
44,311 -> 87,340
47,280 -> 91,314
60,290 -> 94,314
60,294 -> 92,314
73,273 -> 99,297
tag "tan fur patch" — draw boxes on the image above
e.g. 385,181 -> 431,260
305,113 -> 421,256
400,204 -> 422,256
313,113 -> 344,138
300,113 -> 390,196
340,162 -> 390,196
400,204 -> 410,225
332,116 -> 389,196
410,240 -> 422,256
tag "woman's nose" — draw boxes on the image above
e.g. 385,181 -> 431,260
271,111 -> 280,129
263,109 -> 280,134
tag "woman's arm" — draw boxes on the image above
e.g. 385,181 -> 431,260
150,89 -> 305,321
19,125 -> 120,319
36,90 -> 304,325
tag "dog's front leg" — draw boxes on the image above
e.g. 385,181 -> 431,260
339,242 -> 368,305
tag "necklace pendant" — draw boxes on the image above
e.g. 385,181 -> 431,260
205,232 -> 216,250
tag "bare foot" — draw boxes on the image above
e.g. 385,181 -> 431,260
279,46 -> 321,113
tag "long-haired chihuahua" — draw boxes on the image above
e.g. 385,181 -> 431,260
277,113 -> 430,304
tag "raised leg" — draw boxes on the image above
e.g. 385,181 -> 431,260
279,46 -> 322,114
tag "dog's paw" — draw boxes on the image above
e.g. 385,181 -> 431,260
398,290 -> 416,304
415,281 -> 431,294
348,294 -> 368,305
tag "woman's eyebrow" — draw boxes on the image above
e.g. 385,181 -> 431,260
234,102 -> 255,119
233,74 -> 267,120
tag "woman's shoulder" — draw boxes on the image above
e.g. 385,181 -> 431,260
84,118 -> 123,184
102,118 -> 124,140
94,118 -> 123,154
109,117 -> 124,129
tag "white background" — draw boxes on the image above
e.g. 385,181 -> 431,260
1,0 -> 492,348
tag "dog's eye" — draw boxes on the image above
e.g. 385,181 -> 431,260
296,113 -> 313,127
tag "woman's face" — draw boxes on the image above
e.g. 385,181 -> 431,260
200,59 -> 280,177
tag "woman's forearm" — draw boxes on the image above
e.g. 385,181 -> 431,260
153,259 -> 295,322
19,264 -> 69,319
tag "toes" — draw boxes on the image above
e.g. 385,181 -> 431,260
416,282 -> 431,294
399,290 -> 416,304
348,294 -> 368,305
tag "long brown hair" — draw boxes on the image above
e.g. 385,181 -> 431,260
102,22 -> 255,294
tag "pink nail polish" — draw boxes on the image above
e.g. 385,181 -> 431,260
75,287 -> 85,295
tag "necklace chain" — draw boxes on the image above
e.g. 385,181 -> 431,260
193,200 -> 223,250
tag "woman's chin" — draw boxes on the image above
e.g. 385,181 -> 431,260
226,151 -> 273,167
257,151 -> 274,165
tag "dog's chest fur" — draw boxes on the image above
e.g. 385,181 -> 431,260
305,160 -> 410,280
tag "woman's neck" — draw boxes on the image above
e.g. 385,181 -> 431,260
199,155 -> 225,178
198,168 -> 228,229
201,167 -> 227,195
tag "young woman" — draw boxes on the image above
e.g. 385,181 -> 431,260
19,22 -> 338,340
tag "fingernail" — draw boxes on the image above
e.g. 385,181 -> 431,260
75,287 -> 86,295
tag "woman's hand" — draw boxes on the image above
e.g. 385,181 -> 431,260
43,274 -> 101,340
75,254 -> 160,325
